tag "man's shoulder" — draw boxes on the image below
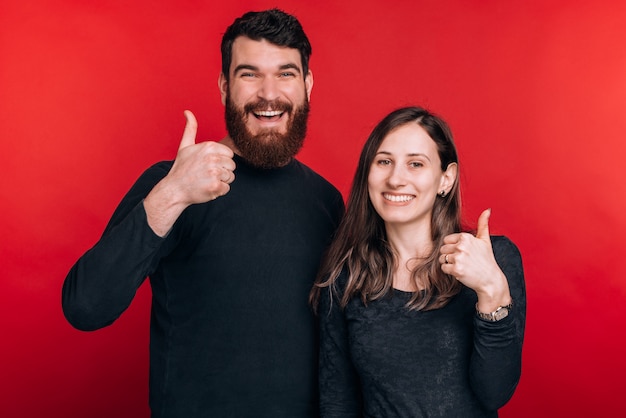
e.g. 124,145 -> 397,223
144,160 -> 174,175
132,160 -> 174,185
119,160 -> 174,202
291,159 -> 345,216
292,159 -> 339,191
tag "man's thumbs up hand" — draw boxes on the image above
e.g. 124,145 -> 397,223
143,110 -> 236,237
166,110 -> 236,207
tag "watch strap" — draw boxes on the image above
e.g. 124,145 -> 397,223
476,301 -> 513,322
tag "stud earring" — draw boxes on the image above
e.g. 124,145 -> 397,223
438,190 -> 447,198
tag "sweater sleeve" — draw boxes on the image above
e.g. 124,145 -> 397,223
318,282 -> 363,418
469,236 -> 526,410
61,161 -> 174,331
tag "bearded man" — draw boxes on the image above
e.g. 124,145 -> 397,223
62,9 -> 344,418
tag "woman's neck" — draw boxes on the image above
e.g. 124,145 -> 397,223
385,223 -> 433,292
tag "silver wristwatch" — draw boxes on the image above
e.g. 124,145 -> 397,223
476,301 -> 513,322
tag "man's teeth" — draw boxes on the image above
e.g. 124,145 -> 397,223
383,193 -> 414,202
255,110 -> 283,117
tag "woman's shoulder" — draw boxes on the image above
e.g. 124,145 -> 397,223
490,235 -> 525,289
490,235 -> 521,258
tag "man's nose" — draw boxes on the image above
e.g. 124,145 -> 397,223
257,77 -> 280,101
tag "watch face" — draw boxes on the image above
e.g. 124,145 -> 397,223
476,303 -> 513,322
493,307 -> 509,321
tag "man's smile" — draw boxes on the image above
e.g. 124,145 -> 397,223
253,109 -> 285,121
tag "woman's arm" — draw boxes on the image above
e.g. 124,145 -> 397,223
469,236 -> 526,410
318,283 -> 364,418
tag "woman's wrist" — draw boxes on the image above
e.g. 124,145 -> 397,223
475,271 -> 511,313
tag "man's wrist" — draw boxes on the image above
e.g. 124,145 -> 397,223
143,182 -> 188,237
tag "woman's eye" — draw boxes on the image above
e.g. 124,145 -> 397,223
410,162 -> 423,168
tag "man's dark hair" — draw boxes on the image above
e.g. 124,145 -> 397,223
220,9 -> 312,80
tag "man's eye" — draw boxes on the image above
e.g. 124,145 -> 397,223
279,72 -> 296,78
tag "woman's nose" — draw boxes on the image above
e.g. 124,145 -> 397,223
386,165 -> 407,187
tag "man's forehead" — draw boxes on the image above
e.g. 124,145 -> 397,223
230,37 -> 302,70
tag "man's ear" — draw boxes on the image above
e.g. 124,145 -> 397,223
305,70 -> 313,101
218,73 -> 228,105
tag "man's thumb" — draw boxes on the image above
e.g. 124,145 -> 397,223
178,110 -> 198,150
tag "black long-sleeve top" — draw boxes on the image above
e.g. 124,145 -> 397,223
318,236 -> 526,417
62,155 -> 345,418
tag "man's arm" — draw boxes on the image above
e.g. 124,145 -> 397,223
61,163 -> 171,330
62,111 -> 236,330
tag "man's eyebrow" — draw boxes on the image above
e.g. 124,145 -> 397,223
278,63 -> 302,74
233,63 -> 302,75
233,64 -> 259,74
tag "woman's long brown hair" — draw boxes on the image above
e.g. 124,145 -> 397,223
311,106 -> 463,312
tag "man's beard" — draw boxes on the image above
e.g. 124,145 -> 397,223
225,93 -> 309,169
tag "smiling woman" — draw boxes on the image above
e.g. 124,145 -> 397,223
311,106 -> 525,417
367,123 -> 457,235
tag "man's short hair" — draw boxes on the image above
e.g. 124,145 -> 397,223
220,9 -> 312,80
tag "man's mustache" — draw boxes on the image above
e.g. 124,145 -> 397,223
244,99 -> 292,113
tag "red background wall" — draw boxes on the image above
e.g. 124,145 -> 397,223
2,0 -> 625,416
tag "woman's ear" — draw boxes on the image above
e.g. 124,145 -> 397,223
440,162 -> 458,195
